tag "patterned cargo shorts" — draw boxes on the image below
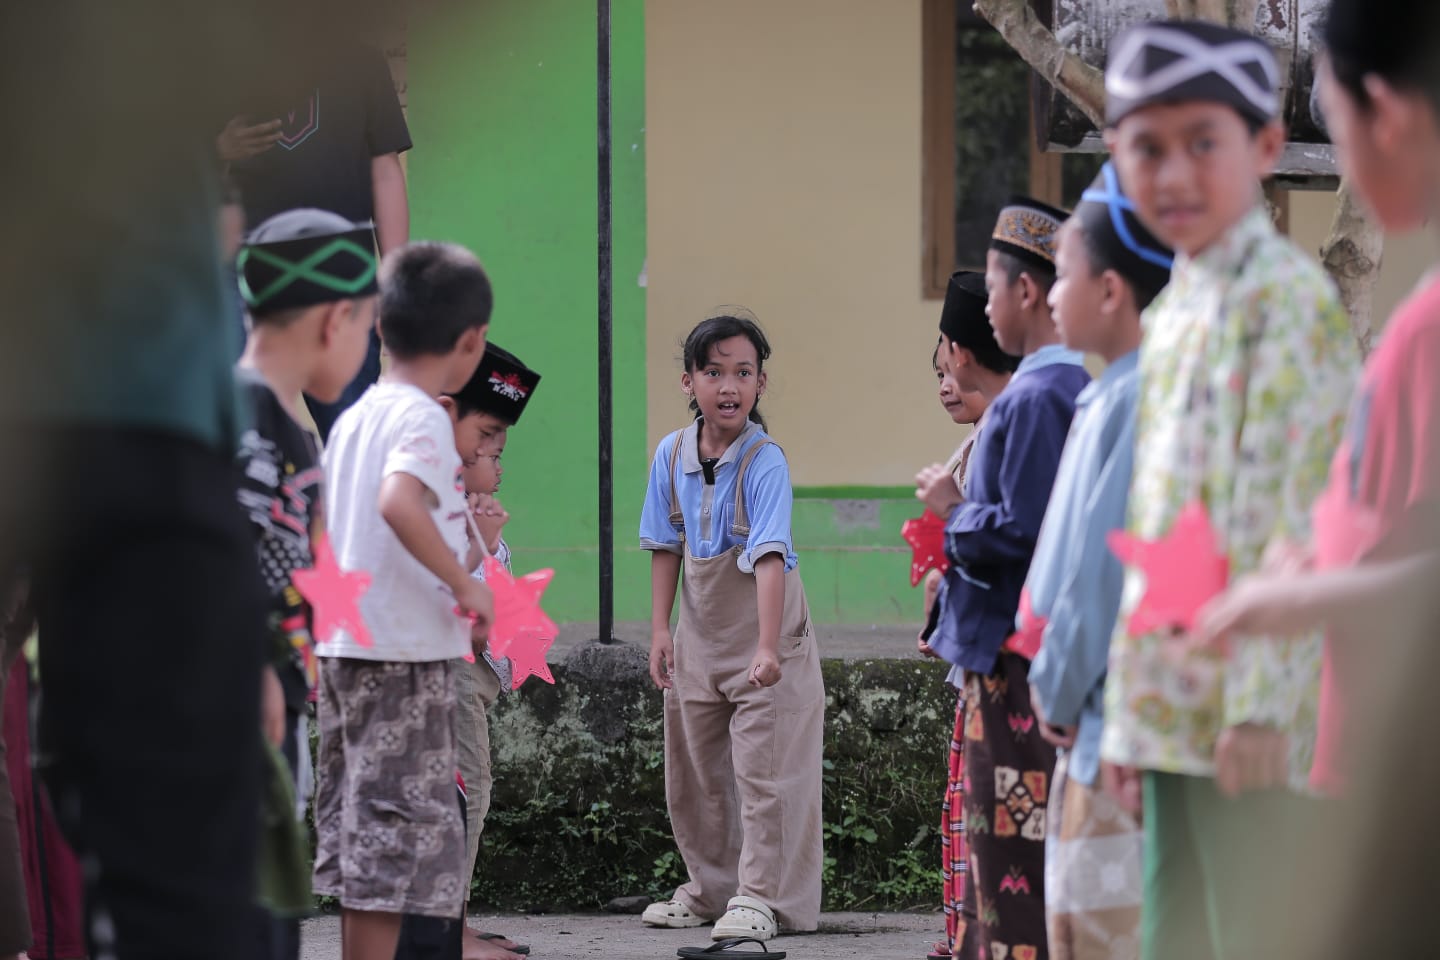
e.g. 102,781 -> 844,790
312,658 -> 465,917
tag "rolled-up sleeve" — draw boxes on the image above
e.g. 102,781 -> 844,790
737,445 -> 795,574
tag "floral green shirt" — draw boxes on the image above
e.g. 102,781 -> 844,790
1099,207 -> 1358,786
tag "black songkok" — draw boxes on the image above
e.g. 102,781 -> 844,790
1105,19 -> 1280,128
238,208 -> 377,316
990,196 -> 1068,274
1074,163 -> 1174,297
450,342 -> 542,425
938,270 -> 1020,374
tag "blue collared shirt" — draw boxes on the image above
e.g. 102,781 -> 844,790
930,344 -> 1091,679
1025,350 -> 1138,786
638,419 -> 798,573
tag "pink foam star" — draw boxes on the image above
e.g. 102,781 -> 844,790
1002,587 -> 1048,660
901,510 -> 950,587
506,627 -> 556,689
479,557 -> 557,688
293,534 -> 373,648
1107,499 -> 1229,637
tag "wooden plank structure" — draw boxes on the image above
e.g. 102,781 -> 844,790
1031,0 -> 1337,184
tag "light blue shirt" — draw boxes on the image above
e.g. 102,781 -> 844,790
639,420 -> 798,573
1024,350 -> 1138,786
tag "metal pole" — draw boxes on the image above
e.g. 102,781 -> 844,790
597,0 -> 615,644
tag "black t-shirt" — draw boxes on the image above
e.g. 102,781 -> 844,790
235,370 -> 324,712
231,43 -> 411,226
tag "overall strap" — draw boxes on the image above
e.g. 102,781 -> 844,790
731,438 -> 781,539
665,430 -> 686,535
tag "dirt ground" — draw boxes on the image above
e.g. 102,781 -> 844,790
300,910 -> 946,960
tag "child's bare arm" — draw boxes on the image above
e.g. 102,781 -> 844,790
648,551 -> 682,690
1198,550 -> 1440,649
378,472 -> 474,597
749,553 -> 785,687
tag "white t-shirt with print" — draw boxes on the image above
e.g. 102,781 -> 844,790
317,381 -> 470,662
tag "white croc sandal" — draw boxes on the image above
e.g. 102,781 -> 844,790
642,898 -> 707,928
712,896 -> 777,942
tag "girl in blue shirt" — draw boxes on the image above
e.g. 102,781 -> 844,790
638,314 -> 825,945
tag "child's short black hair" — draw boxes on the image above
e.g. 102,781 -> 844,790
1324,0 -> 1440,112
379,242 -> 493,360
994,250 -> 1056,297
1069,219 -> 1169,312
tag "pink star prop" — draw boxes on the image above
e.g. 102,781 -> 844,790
1001,587 -> 1048,660
1107,499 -> 1229,637
478,556 -> 557,687
506,627 -> 556,689
292,534 -> 373,648
901,511 -> 950,587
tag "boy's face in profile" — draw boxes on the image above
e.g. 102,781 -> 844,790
462,427 -> 507,495
1049,222 -> 1109,355
938,335 -> 980,395
983,251 -> 1032,356
1107,101 -> 1284,257
446,407 -> 507,469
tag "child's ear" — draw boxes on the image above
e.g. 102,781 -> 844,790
1101,269 -> 1126,314
756,369 -> 768,398
437,395 -> 459,423
319,300 -> 350,347
1364,74 -> 1420,155
1019,272 -> 1043,310
680,371 -> 694,397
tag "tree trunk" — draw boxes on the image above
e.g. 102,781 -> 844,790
1321,179 -> 1386,356
971,0 -> 1106,128
973,0 -> 1385,354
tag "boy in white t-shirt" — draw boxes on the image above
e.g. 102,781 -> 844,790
312,241 -> 496,960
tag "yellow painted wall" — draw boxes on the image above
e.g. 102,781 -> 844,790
645,0 -> 954,485
645,1 -> 1436,485
1289,191 -> 1439,325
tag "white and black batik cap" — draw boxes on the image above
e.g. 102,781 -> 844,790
1105,19 -> 1280,128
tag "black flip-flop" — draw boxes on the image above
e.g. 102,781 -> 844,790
678,937 -> 786,960
475,931 -> 531,955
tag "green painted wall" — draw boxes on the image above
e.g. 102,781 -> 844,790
409,0 -> 650,623
409,6 -> 930,628
794,497 -> 925,625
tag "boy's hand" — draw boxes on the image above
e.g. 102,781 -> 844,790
217,115 -> 282,162
748,649 -> 782,688
1191,572 -> 1296,654
915,464 -> 962,519
1261,537 -> 1314,576
917,631 -> 941,659
470,493 -> 510,553
261,666 -> 285,749
649,627 -> 675,690
1214,723 -> 1289,798
455,578 -> 494,652
1040,722 -> 1078,749
1102,761 -> 1143,816
1031,686 -> 1077,748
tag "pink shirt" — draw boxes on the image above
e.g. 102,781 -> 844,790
1311,272 -> 1440,793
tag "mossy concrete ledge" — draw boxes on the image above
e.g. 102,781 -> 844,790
474,630 -> 954,913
